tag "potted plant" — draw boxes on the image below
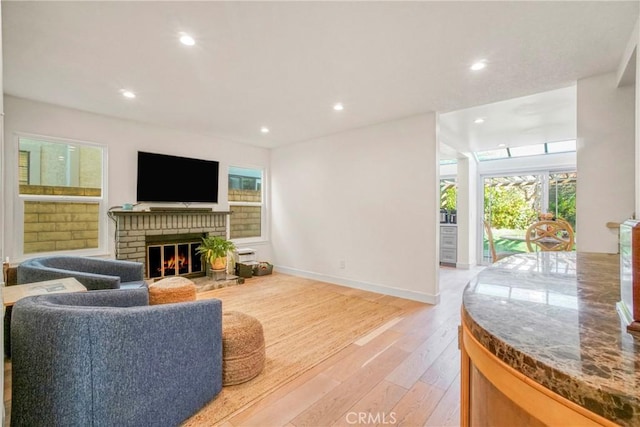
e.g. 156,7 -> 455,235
196,235 -> 236,273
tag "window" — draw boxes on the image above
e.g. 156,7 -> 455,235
509,144 -> 545,158
474,140 -> 576,162
547,140 -> 577,154
17,136 -> 106,255
440,178 -> 457,211
228,166 -> 264,240
18,151 -> 29,185
476,148 -> 510,161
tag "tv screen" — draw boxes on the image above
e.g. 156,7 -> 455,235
136,151 -> 219,203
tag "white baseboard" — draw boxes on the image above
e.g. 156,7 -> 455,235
274,265 -> 440,305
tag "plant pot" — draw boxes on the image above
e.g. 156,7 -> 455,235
211,256 -> 227,271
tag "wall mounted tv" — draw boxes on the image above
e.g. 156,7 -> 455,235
136,151 -> 219,203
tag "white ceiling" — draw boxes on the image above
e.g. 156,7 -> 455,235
3,1 -> 638,149
439,85 -> 577,156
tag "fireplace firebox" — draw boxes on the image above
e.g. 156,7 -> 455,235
147,242 -> 202,278
146,234 -> 204,279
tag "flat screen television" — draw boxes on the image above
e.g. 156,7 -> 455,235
136,151 -> 219,203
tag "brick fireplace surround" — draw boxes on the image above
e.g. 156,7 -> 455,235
109,208 -> 229,278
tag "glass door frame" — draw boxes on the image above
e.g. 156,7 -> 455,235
478,167 -> 576,265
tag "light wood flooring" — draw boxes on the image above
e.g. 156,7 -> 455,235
3,266 -> 483,426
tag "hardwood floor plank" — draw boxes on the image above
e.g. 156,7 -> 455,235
419,337 -> 461,392
291,346 -> 409,427
355,317 -> 404,346
230,373 -> 341,427
391,310 -> 457,353
227,342 -> 361,424
390,380 -> 445,427
385,318 -> 459,389
424,373 -> 461,427
330,380 -> 407,427
325,329 -> 405,382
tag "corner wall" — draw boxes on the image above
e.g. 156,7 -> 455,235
456,156 -> 477,268
577,72 -> 635,253
271,114 -> 439,303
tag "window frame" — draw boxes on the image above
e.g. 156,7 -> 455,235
13,132 -> 109,260
227,165 -> 267,244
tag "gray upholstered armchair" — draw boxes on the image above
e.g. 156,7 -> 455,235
10,288 -> 222,427
17,256 -> 145,290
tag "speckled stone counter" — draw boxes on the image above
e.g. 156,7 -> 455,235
462,252 -> 640,426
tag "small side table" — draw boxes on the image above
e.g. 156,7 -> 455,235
3,277 -> 87,307
3,277 -> 87,358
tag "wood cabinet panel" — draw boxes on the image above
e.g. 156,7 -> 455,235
460,322 -> 616,427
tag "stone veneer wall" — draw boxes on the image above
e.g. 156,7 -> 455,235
110,210 -> 229,276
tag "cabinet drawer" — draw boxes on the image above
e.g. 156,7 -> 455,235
441,234 -> 456,247
441,248 -> 457,262
441,226 -> 457,235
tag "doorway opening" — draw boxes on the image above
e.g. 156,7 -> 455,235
482,171 -> 576,263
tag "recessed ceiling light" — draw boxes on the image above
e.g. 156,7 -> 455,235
260,127 -> 270,134
470,61 -> 487,71
333,103 -> 344,111
179,32 -> 195,46
474,118 -> 485,124
498,143 -> 506,147
121,90 -> 136,99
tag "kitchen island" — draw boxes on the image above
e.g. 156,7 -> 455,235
461,252 -> 640,426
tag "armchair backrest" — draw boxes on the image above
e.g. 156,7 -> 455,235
11,290 -> 222,426
17,256 -> 144,290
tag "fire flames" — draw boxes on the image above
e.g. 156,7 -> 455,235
165,253 -> 187,270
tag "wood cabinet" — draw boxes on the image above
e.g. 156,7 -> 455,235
460,321 -> 616,427
440,225 -> 457,266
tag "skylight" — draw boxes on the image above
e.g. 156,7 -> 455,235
547,140 -> 577,153
475,148 -> 509,161
439,159 -> 457,165
509,144 -> 545,157
474,140 -> 576,162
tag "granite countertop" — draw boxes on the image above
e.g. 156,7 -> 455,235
462,252 -> 640,426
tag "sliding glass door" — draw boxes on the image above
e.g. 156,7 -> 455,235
481,170 -> 576,263
548,172 -> 577,230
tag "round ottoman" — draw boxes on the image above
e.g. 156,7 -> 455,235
148,276 -> 197,305
222,311 -> 265,386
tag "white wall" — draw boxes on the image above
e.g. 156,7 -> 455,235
456,156 -> 477,268
3,96 -> 272,261
577,72 -> 635,253
271,113 -> 440,303
0,4 -> 5,423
